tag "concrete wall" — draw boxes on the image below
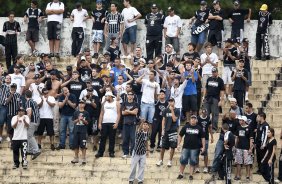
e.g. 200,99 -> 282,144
0,18 -> 281,58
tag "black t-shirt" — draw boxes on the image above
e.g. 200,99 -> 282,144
246,112 -> 257,133
179,123 -> 204,149
194,9 -> 210,26
231,68 -> 248,91
92,9 -> 107,30
58,93 -> 77,116
198,115 -> 211,140
91,77 -> 104,97
162,107 -> 180,132
107,46 -> 120,62
257,11 -> 273,33
223,118 -> 239,135
236,125 -> 253,150
67,81 -> 86,101
122,101 -> 138,125
130,71 -> 142,95
206,76 -> 225,100
78,67 -> 92,83
83,95 -> 101,119
194,67 -> 202,89
153,100 -> 168,122
228,9 -> 249,30
3,21 -> 21,45
263,139 -> 277,164
25,8 -> 43,29
72,110 -> 90,133
209,8 -> 224,31
145,12 -> 165,36
223,47 -> 237,66
182,51 -> 200,62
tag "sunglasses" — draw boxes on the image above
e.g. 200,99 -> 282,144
127,93 -> 134,96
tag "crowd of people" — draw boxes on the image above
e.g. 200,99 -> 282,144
0,0 -> 281,184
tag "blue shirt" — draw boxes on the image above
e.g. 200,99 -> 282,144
110,67 -> 127,86
183,71 -> 198,95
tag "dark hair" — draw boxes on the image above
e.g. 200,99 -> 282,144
42,88 -> 48,93
188,43 -> 196,50
150,70 -> 156,76
111,37 -> 117,42
246,102 -> 253,109
25,90 -> 32,98
15,54 -> 23,62
31,0 -> 38,6
259,112 -> 266,120
75,2 -> 82,8
126,83 -> 132,88
269,128 -> 275,137
204,42 -> 212,48
222,123 -> 229,131
124,0 -> 131,4
118,75 -> 124,79
8,11 -> 15,16
185,61 -> 193,66
111,2 -> 118,7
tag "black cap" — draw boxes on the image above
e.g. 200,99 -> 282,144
224,38 -> 234,44
33,74 -> 40,79
50,70 -> 57,75
212,67 -> 218,72
242,38 -> 249,43
11,83 -> 17,88
66,65 -> 73,71
167,7 -> 174,11
200,1 -> 207,5
79,99 -> 86,104
151,4 -> 157,8
14,65 -> 21,69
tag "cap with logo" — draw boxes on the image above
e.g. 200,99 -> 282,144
165,44 -> 173,48
211,67 -> 218,72
160,88 -> 166,93
242,38 -> 249,43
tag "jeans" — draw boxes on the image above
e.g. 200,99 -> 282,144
140,102 -> 155,124
0,105 -> 7,126
150,119 -> 162,148
204,97 -> 219,130
191,27 -> 207,45
27,123 -> 40,154
129,153 -> 146,182
98,123 -> 117,155
179,148 -> 200,166
59,115 -> 74,148
122,124 -> 136,155
211,139 -> 224,172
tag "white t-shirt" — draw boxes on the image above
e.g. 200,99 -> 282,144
163,15 -> 182,37
29,83 -> 45,101
46,1 -> 65,23
170,80 -> 187,109
141,79 -> 160,104
103,101 -> 117,124
200,53 -> 219,75
36,96 -> 56,119
71,8 -> 88,28
12,115 -> 30,140
10,73 -> 25,94
121,7 -> 140,28
79,89 -> 99,100
115,82 -> 127,95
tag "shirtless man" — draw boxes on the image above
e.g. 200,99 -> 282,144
48,70 -> 62,98
24,62 -> 37,90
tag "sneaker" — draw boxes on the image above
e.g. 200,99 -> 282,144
137,182 -> 143,184
149,147 -> 154,153
6,137 -> 10,142
12,164 -> 19,169
122,155 -> 128,159
156,160 -> 163,167
71,158 -> 79,164
177,174 -> 184,179
246,177 -> 250,181
50,144 -> 55,151
95,153 -> 103,158
109,153 -> 115,158
195,167 -> 200,173
31,152 -> 41,160
189,175 -> 193,180
55,53 -> 60,59
81,159 -> 86,165
49,53 -> 54,58
56,145 -> 65,150
167,160 -> 172,167
129,181 -> 134,184
203,167 -> 208,173
234,176 -> 240,180
22,164 -> 28,170
38,144 -> 42,149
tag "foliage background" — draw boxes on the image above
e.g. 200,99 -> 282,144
0,0 -> 281,19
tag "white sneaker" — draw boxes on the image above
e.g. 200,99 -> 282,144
156,160 -> 163,166
122,155 -> 128,159
195,167 -> 200,173
203,167 -> 208,173
167,160 -> 172,167
6,137 -> 10,142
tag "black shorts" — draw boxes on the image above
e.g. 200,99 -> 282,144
208,29 -> 222,48
87,117 -> 99,136
183,95 -> 198,112
73,126 -> 87,149
26,28 -> 39,42
37,119 -> 54,136
161,131 -> 178,149
47,21 -> 61,40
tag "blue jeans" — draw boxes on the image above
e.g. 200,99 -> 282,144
140,102 -> 155,123
211,139 -> 224,172
191,26 -> 207,45
180,148 -> 200,166
0,105 -> 7,126
59,115 -> 74,148
122,124 -> 136,155
122,25 -> 137,44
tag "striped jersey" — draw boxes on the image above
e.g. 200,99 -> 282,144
105,12 -> 124,34
134,131 -> 149,155
25,8 -> 43,29
0,84 -> 10,106
7,92 -> 22,116
3,21 -> 21,45
25,99 -> 40,123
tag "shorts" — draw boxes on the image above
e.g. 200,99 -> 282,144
122,25 -> 137,44
231,28 -> 243,43
88,117 -> 99,136
37,119 -> 54,136
208,29 -> 223,48
165,37 -> 180,53
201,74 -> 212,90
182,95 -> 198,112
73,126 -> 87,149
180,148 -> 200,166
26,28 -> 39,42
161,131 -> 178,149
222,66 -> 235,85
202,140 -> 209,156
92,30 -> 103,43
234,148 -> 253,165
47,21 -> 61,40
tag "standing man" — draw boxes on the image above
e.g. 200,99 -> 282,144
3,11 -> 21,70
96,92 -> 120,158
121,0 -> 142,58
228,0 -> 251,43
91,0 -> 107,58
0,77 -> 10,143
70,2 -> 89,57
255,4 -> 273,60
104,3 -> 124,51
163,7 -> 182,57
24,0 -> 43,56
145,4 -> 165,60
45,0 -> 65,58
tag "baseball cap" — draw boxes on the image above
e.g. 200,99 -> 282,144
87,87 -> 94,92
79,99 -> 86,104
168,97 -> 175,101
238,115 -> 247,122
14,65 -> 21,69
260,4 -> 268,11
66,65 -> 73,71
167,7 -> 174,11
211,67 -> 218,72
191,115 -> 197,119
165,44 -> 173,48
81,56 -> 86,61
200,1 -> 207,5
105,91 -> 115,98
148,60 -> 154,64
160,88 -> 166,93
11,83 -> 17,88
224,38 -> 234,44
213,0 -> 219,5
33,74 -> 40,79
233,0 -> 240,5
229,97 -> 237,102
242,38 -> 249,43
96,0 -> 102,4
151,4 -> 157,8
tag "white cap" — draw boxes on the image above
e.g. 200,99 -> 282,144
81,56 -> 86,61
238,115 -> 247,122
229,97 -> 237,102
105,91 -> 115,98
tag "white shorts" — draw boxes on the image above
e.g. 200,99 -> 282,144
92,30 -> 103,43
222,66 -> 235,85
